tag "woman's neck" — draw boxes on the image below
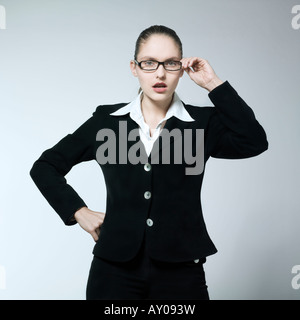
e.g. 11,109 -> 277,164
140,93 -> 173,128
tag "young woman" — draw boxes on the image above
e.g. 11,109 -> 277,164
30,25 -> 268,300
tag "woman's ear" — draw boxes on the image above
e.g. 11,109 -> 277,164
130,60 -> 138,77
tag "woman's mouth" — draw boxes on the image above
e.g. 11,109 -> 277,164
152,82 -> 167,93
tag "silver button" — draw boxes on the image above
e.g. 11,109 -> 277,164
144,163 -> 151,172
194,259 -> 200,263
146,218 -> 153,227
144,191 -> 151,199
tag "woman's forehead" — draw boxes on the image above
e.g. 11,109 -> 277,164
137,34 -> 181,60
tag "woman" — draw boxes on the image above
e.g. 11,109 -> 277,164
30,25 -> 268,300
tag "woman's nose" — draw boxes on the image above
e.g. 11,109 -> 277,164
156,64 -> 166,78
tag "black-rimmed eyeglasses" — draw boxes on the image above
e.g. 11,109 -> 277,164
134,59 -> 182,71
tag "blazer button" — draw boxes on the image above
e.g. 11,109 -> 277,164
144,163 -> 152,172
144,191 -> 151,199
146,218 -> 153,227
194,259 -> 200,263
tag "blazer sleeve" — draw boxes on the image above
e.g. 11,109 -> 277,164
30,108 -> 100,225
206,81 -> 268,159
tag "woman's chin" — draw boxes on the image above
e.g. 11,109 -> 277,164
143,90 -> 174,103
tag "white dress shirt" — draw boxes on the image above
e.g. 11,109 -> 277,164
110,92 -> 195,156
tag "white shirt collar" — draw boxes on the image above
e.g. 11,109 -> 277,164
109,91 -> 195,123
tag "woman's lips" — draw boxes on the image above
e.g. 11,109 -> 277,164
153,82 -> 167,93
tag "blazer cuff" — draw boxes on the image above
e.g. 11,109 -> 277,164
62,200 -> 87,226
208,80 -> 237,102
66,205 -> 88,225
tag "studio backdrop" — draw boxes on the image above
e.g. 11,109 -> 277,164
0,0 -> 299,300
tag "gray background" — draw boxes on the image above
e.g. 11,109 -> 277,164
0,0 -> 299,300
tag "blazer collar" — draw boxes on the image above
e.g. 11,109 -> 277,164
109,91 -> 195,123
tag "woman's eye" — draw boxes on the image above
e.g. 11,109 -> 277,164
165,61 -> 176,66
145,61 -> 155,66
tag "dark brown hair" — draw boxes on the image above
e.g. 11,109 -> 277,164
134,25 -> 183,60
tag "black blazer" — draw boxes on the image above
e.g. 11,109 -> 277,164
30,81 -> 268,262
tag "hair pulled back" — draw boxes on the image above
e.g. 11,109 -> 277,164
134,25 -> 183,60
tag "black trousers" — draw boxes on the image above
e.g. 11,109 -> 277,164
86,237 -> 209,300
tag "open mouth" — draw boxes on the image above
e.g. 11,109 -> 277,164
153,83 -> 168,93
153,82 -> 167,88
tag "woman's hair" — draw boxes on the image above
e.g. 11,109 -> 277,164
134,25 -> 183,60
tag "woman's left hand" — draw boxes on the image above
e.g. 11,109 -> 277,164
181,57 -> 224,92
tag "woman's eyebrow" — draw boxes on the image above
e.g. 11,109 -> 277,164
138,56 -> 158,61
139,56 -> 181,61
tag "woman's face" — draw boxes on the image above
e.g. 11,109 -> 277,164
130,34 -> 183,104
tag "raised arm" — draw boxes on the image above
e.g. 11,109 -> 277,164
181,57 -> 268,158
207,81 -> 268,159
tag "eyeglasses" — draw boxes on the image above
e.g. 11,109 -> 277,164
134,59 -> 182,71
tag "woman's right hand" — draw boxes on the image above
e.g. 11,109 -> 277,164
74,207 -> 105,242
